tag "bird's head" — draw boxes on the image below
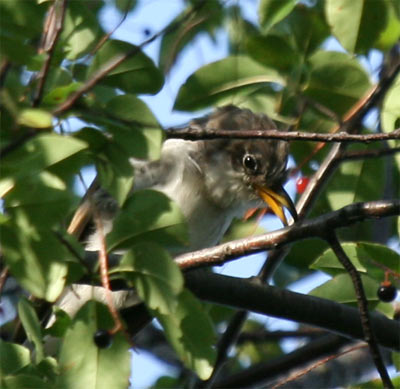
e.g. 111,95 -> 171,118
196,105 -> 297,226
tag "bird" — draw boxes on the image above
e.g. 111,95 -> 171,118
55,105 -> 297,320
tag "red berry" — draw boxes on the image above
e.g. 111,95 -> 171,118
93,329 -> 113,348
296,177 -> 310,194
377,284 -> 397,302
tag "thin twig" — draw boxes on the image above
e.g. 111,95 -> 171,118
338,146 -> 400,161
166,127 -> 400,142
271,343 -> 367,389
326,232 -> 393,389
32,0 -> 68,107
93,210 -> 124,335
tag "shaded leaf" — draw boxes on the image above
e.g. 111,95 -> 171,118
381,72 -> 400,133
304,51 -> 371,116
106,189 -> 189,252
159,0 -> 223,73
0,340 -> 30,375
2,375 -> 52,389
246,34 -> 299,73
104,94 -> 164,160
114,243 -> 183,314
157,290 -> 216,380
88,39 -> 164,94
174,56 -> 284,111
325,143 -> 385,210
18,297 -> 44,363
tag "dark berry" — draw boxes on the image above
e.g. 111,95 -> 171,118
93,329 -> 113,348
296,177 -> 310,194
377,284 -> 397,302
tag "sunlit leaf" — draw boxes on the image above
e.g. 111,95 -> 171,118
325,0 -> 388,54
258,0 -> 296,31
309,273 -> 380,304
57,302 -> 131,389
17,109 -> 53,129
2,212 -> 69,301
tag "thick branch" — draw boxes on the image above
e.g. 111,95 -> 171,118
174,200 -> 400,270
166,127 -> 400,142
181,271 -> 400,351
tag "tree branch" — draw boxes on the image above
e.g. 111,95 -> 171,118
33,0 -> 68,107
174,200 -> 400,270
166,127 -> 400,142
181,271 -> 400,351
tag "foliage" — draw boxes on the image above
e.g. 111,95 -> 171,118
1,0 -> 399,388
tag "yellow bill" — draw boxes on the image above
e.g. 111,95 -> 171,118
255,184 -> 298,226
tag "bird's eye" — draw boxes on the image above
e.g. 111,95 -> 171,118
243,154 -> 258,172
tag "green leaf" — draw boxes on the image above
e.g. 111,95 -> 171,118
104,94 -> 164,160
17,109 -> 53,129
174,56 -> 284,111
57,302 -> 131,389
304,51 -> 371,116
325,0 -> 388,54
18,297 -> 44,363
4,171 -> 75,227
60,1 -> 103,60
375,2 -> 400,51
272,5 -> 330,55
88,39 -> 164,94
0,134 -> 87,193
42,82 -> 82,106
311,242 -> 400,286
246,34 -> 299,73
0,0 -> 46,39
0,33 -> 39,67
0,340 -> 30,375
115,0 -> 137,14
309,273 -> 380,305
381,72 -> 400,134
159,0 -> 223,73
106,189 -> 189,253
157,290 -> 216,380
2,212 -> 69,301
113,243 -> 183,314
325,143 -> 385,210
2,375 -> 53,389
258,0 -> 296,31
